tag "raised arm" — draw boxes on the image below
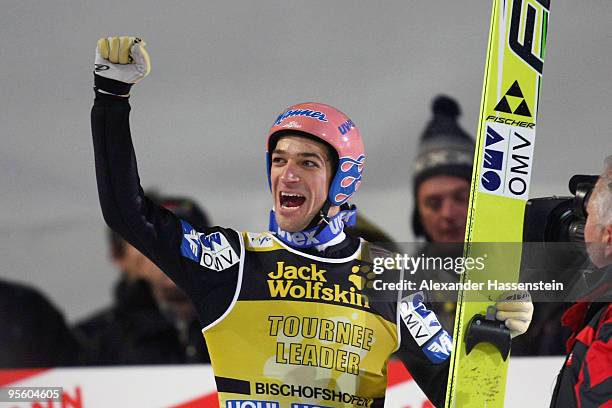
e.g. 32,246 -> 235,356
91,37 -> 184,278
90,37 -> 241,324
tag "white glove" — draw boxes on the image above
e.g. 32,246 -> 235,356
494,291 -> 534,338
94,36 -> 151,95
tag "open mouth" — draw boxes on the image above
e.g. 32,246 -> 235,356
280,192 -> 306,209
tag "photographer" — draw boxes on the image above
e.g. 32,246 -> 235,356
550,156 -> 612,407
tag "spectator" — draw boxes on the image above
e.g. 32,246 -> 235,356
411,95 -> 570,354
0,279 -> 80,368
346,213 -> 400,253
411,95 -> 475,330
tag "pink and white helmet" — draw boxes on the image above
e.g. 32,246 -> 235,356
267,102 -> 366,206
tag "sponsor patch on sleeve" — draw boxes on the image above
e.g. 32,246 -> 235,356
200,231 -> 240,271
180,220 -> 239,271
399,291 -> 442,347
180,220 -> 201,262
422,330 -> 453,364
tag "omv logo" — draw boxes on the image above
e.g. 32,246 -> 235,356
479,122 -> 535,200
481,125 -> 505,192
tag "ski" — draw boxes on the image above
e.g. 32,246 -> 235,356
445,1 -> 550,406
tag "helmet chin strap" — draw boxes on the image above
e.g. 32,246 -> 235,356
314,201 -> 333,236
268,202 -> 357,249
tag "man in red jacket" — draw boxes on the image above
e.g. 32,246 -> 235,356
550,156 -> 612,407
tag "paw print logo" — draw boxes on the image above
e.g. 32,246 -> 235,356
349,264 -> 378,290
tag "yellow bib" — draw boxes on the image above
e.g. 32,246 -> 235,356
204,232 -> 399,408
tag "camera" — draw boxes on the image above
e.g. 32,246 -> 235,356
520,175 -> 599,294
523,174 -> 598,243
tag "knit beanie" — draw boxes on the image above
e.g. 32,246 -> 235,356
412,95 -> 475,238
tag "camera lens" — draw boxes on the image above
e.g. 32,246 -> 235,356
568,220 -> 585,243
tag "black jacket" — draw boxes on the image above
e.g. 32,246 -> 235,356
76,278 -> 210,365
0,279 -> 80,368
